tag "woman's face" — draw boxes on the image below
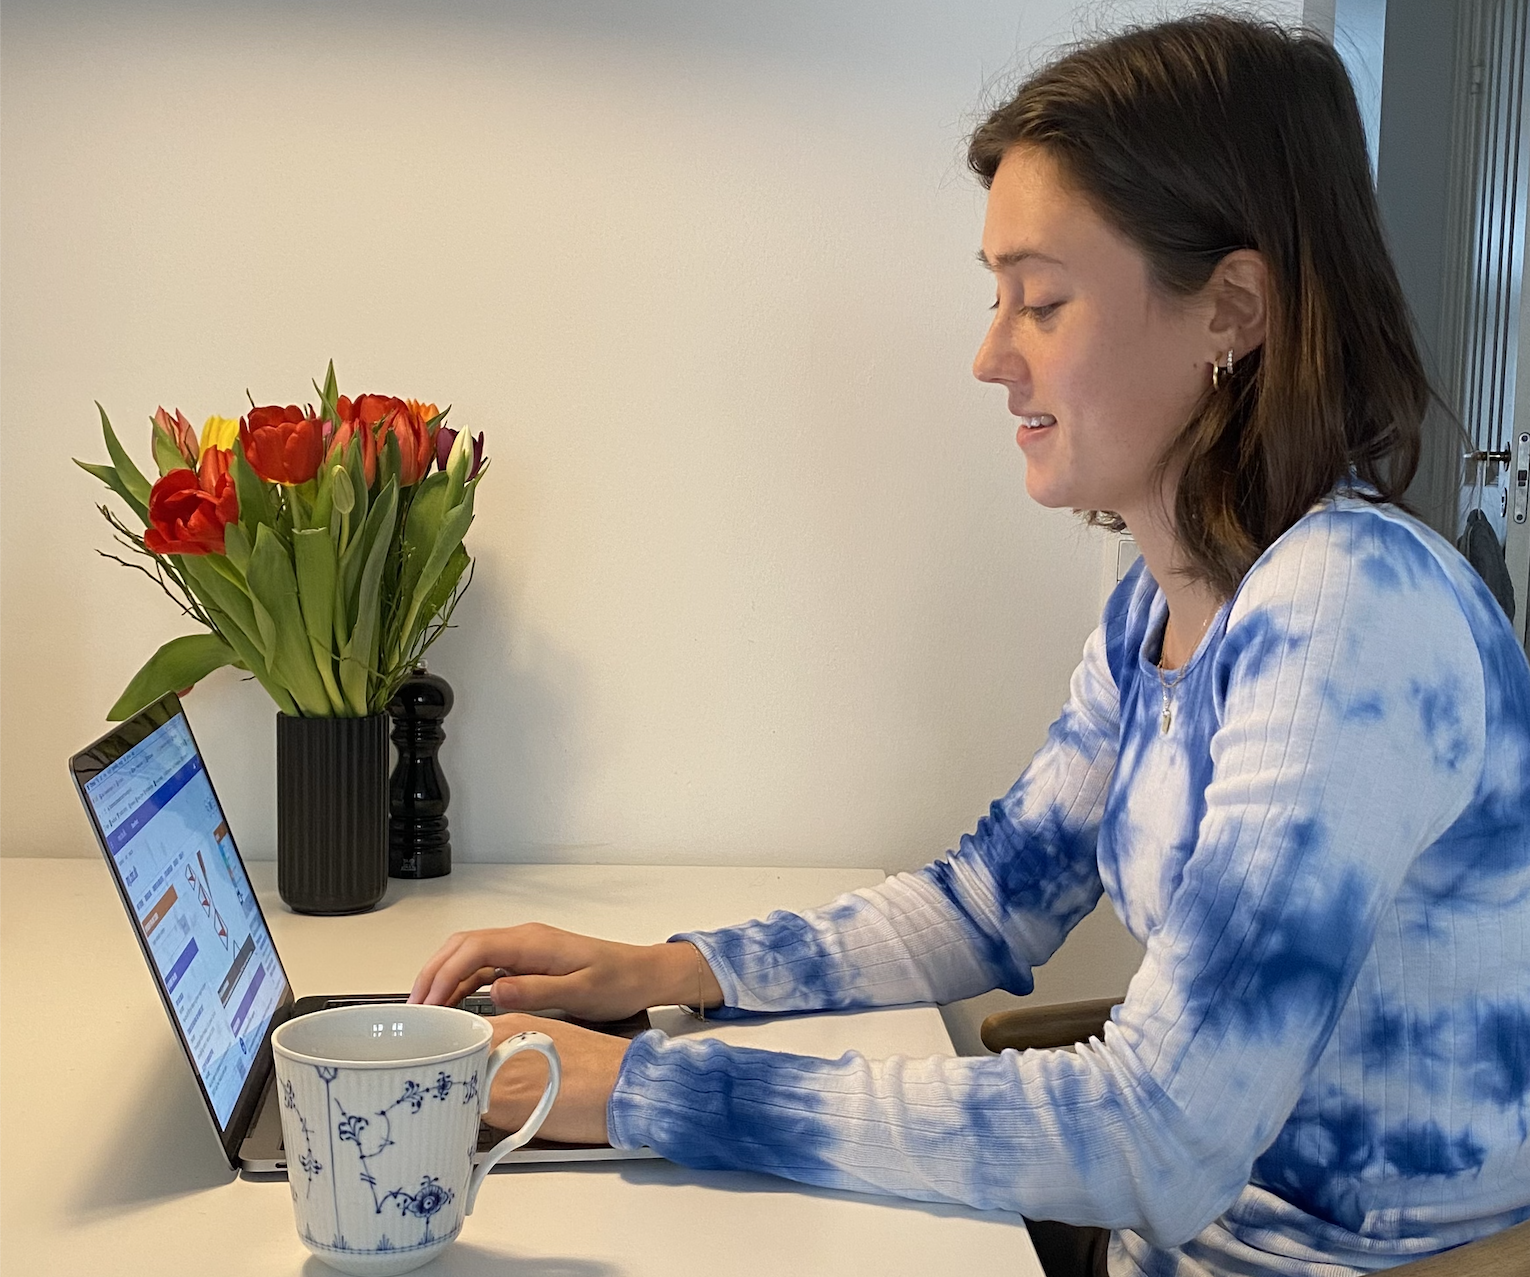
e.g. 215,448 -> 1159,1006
972,146 -> 1214,527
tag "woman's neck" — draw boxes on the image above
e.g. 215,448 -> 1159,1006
1123,503 -> 1226,671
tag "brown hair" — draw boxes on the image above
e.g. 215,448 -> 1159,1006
968,13 -> 1427,597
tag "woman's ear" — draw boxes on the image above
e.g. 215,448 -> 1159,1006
1206,248 -> 1269,359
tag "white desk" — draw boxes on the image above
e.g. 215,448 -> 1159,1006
0,858 -> 1040,1276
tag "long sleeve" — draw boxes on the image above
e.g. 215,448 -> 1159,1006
609,506 -> 1509,1259
671,587 -> 1125,1016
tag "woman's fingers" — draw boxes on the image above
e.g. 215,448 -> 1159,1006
438,965 -> 501,1006
490,971 -> 583,1012
408,931 -> 475,1003
412,934 -> 508,1005
408,924 -> 658,1019
408,925 -> 588,1006
434,941 -> 512,1005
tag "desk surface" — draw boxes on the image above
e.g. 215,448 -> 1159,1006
0,858 -> 1039,1276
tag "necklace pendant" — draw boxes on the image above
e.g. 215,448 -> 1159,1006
1160,703 -> 1172,734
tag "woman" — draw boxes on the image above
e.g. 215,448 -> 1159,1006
410,15 -> 1530,1275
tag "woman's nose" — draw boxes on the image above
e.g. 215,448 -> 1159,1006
973,317 -> 1024,388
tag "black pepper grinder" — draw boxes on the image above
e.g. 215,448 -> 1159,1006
387,662 -> 454,879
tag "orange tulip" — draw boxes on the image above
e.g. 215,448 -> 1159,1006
325,418 -> 378,488
338,394 -> 438,487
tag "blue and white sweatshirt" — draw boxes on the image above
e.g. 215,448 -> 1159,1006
607,493 -> 1530,1276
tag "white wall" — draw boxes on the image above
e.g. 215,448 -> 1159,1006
3,0 -> 1307,1037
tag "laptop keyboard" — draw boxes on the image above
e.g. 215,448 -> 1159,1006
316,993 -> 652,1037
318,992 -> 504,1016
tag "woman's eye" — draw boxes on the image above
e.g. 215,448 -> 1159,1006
988,298 -> 1063,320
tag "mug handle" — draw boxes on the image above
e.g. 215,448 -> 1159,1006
465,1030 -> 561,1214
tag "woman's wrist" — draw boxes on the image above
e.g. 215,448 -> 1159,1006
648,940 -> 722,1009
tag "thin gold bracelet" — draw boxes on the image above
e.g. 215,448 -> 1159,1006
684,942 -> 706,1021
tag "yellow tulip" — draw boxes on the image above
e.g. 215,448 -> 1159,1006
199,415 -> 241,459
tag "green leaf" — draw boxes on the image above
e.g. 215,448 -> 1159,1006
107,633 -> 238,720
378,429 -> 402,494
200,552 -> 246,590
337,476 -> 396,638
375,545 -> 471,707
310,465 -> 336,530
397,486 -> 475,653
231,442 -> 276,530
339,481 -> 398,715
250,591 -> 279,666
332,569 -> 351,657
345,437 -> 370,525
223,522 -> 253,574
336,522 -> 368,636
396,470 -> 450,614
178,556 -> 267,667
197,598 -> 298,715
246,523 -> 335,717
97,403 -> 152,509
418,544 -> 470,634
313,360 -> 341,426
74,459 -> 148,526
170,558 -> 296,714
288,482 -> 312,533
293,528 -> 344,712
326,463 -> 353,559
405,469 -> 450,542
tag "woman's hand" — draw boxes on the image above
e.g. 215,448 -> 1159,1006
486,1014 -> 629,1145
407,922 -> 720,1021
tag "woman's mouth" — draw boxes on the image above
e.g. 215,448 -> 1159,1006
1015,413 -> 1056,446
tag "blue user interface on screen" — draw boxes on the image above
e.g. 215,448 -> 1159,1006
84,714 -> 285,1126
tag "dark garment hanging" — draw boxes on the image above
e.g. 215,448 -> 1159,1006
1458,507 -> 1517,622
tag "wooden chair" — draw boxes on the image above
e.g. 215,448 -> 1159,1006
980,999 -> 1530,1276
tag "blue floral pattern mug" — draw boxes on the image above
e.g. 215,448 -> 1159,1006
272,1003 -> 560,1275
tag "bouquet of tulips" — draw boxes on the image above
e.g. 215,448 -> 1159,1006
79,364 -> 486,720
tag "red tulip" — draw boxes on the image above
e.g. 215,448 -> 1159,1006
239,404 -> 325,486
144,447 -> 240,556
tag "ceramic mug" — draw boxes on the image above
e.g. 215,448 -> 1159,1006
271,1004 -> 560,1275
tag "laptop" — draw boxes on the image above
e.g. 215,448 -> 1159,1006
69,693 -> 657,1178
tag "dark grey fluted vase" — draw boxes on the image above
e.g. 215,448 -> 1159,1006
277,713 -> 389,914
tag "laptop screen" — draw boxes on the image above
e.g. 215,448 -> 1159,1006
81,709 -> 288,1127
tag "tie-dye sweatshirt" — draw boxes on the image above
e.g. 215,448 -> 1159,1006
606,493 -> 1530,1276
